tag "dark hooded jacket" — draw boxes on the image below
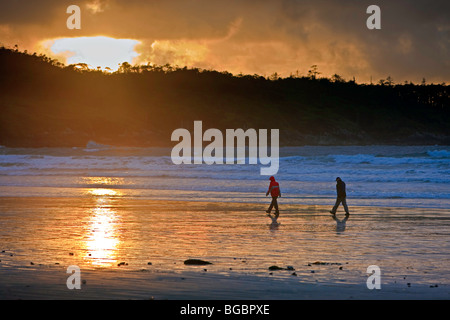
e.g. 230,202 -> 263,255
336,179 -> 346,198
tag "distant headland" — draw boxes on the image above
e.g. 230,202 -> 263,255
0,47 -> 448,148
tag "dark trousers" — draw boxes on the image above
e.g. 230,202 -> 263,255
268,196 -> 279,213
331,197 -> 349,214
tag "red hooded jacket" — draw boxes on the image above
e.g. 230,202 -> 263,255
268,176 -> 280,197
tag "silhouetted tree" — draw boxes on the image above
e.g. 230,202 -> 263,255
118,62 -> 132,73
269,72 -> 280,81
331,74 -> 345,83
386,76 -> 394,86
307,65 -> 321,80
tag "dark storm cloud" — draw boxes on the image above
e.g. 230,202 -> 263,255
0,0 -> 61,24
0,0 -> 448,82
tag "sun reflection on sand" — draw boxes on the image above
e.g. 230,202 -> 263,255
83,182 -> 123,267
89,188 -> 119,197
85,204 -> 120,267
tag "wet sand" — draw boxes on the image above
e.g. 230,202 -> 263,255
0,197 -> 449,299
1,264 -> 449,300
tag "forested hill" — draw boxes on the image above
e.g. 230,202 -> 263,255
0,47 -> 449,147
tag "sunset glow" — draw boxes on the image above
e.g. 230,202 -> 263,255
49,36 -> 140,71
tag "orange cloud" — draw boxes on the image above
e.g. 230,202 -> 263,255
0,0 -> 448,83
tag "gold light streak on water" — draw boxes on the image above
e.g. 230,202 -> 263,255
82,178 -> 124,267
89,188 -> 119,197
83,177 -> 125,188
85,204 -> 120,267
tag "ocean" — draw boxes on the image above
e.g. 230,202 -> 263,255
0,144 -> 449,209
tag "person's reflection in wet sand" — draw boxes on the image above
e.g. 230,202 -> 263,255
267,213 -> 280,231
331,213 -> 349,233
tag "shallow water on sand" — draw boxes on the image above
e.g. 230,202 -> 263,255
1,195 -> 449,288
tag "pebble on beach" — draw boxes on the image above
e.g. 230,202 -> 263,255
268,265 -> 284,271
184,259 -> 213,265
311,261 -> 342,266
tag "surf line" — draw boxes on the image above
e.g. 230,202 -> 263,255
171,121 -> 279,175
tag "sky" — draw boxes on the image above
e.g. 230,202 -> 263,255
0,0 -> 449,83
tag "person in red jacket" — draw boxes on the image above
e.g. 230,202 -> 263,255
266,176 -> 281,218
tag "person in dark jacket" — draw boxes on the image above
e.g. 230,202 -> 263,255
330,177 -> 350,215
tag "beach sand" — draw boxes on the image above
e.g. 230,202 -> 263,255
0,197 -> 449,300
1,263 -> 448,300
